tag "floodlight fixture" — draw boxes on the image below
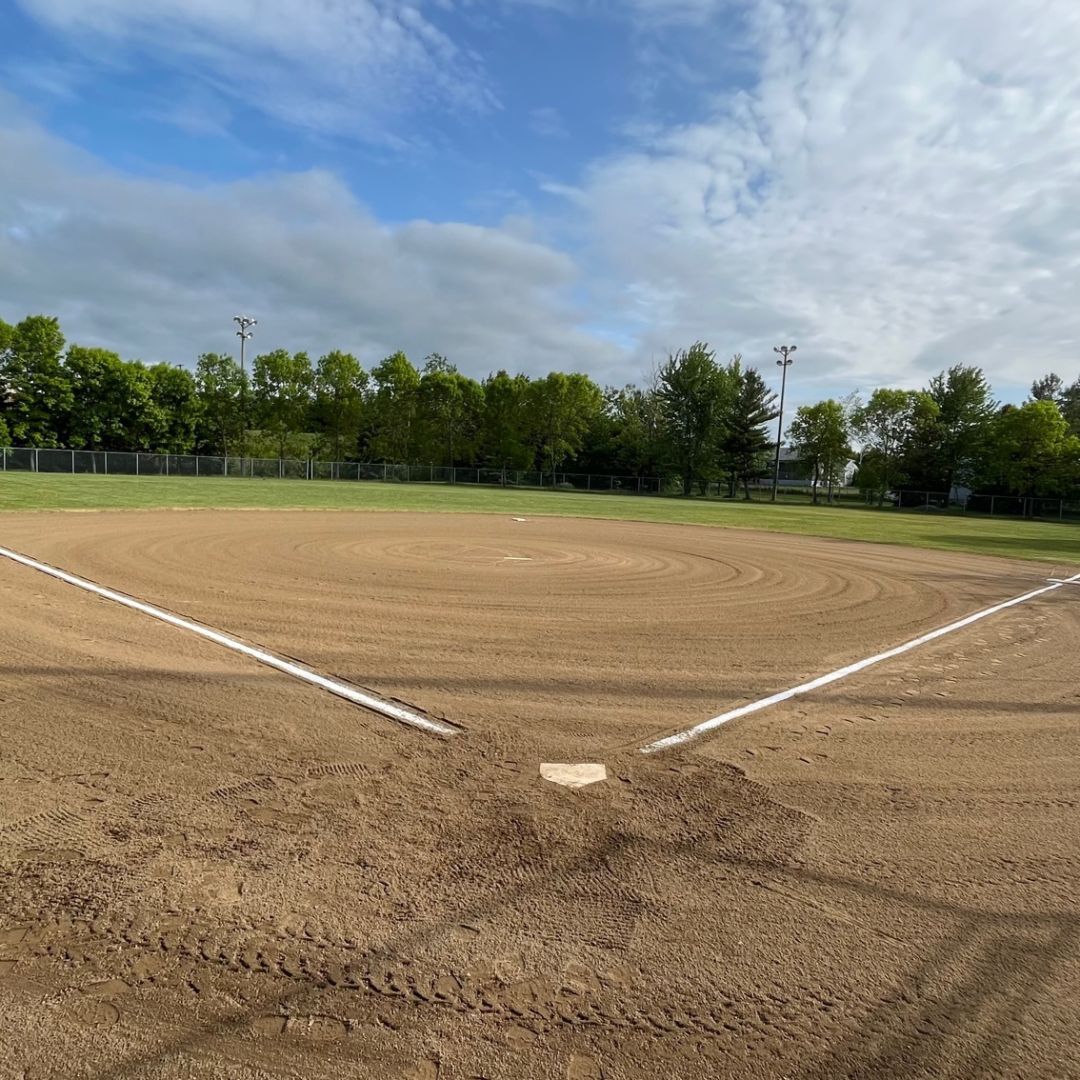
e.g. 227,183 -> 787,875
771,344 -> 797,502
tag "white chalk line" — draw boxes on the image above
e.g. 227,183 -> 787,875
0,545 -> 458,738
641,570 -> 1080,754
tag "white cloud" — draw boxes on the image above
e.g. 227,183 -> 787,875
145,91 -> 233,139
13,0 -> 496,141
0,95 -> 620,380
561,0 -> 1080,399
529,106 -> 568,138
6,0 -> 1080,402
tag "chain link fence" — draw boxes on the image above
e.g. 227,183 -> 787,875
4,448 -> 1078,519
1,447 -> 664,496
892,488 -> 1080,521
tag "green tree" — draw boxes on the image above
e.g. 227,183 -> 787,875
989,400 -> 1080,506
656,343 -> 732,495
604,384 -> 665,478
0,317 -> 12,444
64,346 -> 153,450
252,349 -> 315,459
1030,372 -> 1080,436
1031,373 -> 1064,401
913,365 -> 997,495
525,371 -> 604,476
417,356 -> 484,470
369,351 -> 421,463
788,399 -> 853,505
1062,379 -> 1080,436
480,370 -> 533,474
851,388 -> 935,505
195,353 -> 247,456
717,357 -> 778,499
313,350 -> 367,461
0,314 -> 72,446
145,363 -> 200,453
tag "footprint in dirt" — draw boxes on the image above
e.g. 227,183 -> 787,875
568,1054 -> 603,1079
65,979 -> 130,1028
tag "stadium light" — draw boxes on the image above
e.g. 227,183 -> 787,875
771,345 -> 796,503
233,315 -> 256,455
233,315 -> 257,376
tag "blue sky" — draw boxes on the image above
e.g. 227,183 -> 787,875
2,0 -> 1079,403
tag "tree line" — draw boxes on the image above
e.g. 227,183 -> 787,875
2,313 -> 1079,502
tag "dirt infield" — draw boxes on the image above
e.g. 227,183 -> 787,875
1,510 -> 1078,1078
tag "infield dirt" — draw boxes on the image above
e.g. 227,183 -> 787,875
1,511 -> 1077,1079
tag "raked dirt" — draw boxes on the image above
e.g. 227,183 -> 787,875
0,510 -> 1077,1079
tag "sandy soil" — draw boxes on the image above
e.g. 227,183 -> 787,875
0,510 -> 1077,1079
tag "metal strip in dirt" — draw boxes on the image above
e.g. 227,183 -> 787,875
0,544 -> 458,738
641,570 -> 1080,754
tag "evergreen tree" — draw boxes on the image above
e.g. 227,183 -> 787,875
718,358 -> 778,498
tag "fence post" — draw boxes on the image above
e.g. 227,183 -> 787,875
34,447 -> 39,473
136,453 -> 140,476
71,449 -> 75,474
990,495 -> 996,516
196,455 -> 200,478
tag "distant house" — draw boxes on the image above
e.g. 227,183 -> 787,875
775,448 -> 857,488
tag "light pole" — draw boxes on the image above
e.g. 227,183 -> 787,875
233,315 -> 256,456
771,344 -> 796,503
233,315 -> 256,377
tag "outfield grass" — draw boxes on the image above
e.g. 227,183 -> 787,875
1,472 -> 1078,565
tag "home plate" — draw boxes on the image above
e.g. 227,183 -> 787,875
540,763 -> 607,789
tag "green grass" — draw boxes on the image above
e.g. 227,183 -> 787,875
2,472 -> 1078,565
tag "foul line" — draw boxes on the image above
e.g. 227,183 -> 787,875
641,570 -> 1080,755
0,545 -> 458,738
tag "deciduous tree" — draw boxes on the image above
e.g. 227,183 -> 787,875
145,363 -> 200,453
313,350 -> 367,461
368,351 -> 420,463
526,371 -> 603,475
851,388 -> 934,505
195,352 -> 246,456
65,346 -> 153,451
417,356 -> 484,470
989,400 -> 1080,505
0,315 -> 72,446
788,399 -> 853,505
480,370 -> 532,473
252,349 -> 315,459
657,342 -> 732,495
916,365 -> 997,495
